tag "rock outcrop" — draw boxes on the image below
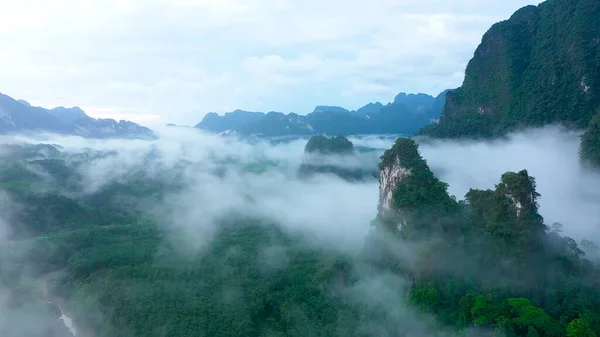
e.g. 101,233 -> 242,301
376,137 -> 458,237
378,156 -> 411,214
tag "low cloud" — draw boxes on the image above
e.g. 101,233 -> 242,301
418,126 -> 600,243
4,125 -> 598,336
9,128 -> 381,254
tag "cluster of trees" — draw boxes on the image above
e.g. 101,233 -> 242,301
304,135 -> 354,155
300,136 -> 377,181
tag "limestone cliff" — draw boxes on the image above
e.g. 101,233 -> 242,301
376,138 -> 457,236
377,138 -> 420,217
378,156 -> 411,214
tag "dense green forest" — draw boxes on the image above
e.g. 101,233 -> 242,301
0,137 -> 599,337
419,0 -> 600,139
580,109 -> 600,167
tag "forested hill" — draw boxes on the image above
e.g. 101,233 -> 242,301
419,0 -> 600,139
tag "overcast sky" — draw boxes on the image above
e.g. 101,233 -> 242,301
0,0 -> 536,127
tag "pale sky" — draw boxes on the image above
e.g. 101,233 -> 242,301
0,0 -> 537,127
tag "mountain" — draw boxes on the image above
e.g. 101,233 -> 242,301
0,94 -> 73,134
195,91 -> 449,137
419,0 -> 600,139
70,118 -> 155,139
392,93 -> 436,114
198,110 -> 265,133
351,102 -> 383,117
48,106 -> 91,124
0,92 -> 155,139
312,106 -> 350,114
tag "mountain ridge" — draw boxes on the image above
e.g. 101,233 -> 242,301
0,92 -> 155,139
196,90 -> 450,137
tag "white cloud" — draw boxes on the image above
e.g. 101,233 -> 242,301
418,126 -> 600,243
0,0 -> 535,126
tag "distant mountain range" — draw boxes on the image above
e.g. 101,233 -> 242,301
0,93 -> 155,139
196,91 -> 450,137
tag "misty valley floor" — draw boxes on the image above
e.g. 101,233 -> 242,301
0,128 -> 600,337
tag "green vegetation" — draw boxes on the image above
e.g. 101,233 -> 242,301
376,137 -> 600,337
300,135 -> 377,181
580,109 -> 600,167
5,0 -> 600,335
377,138 -> 458,238
419,0 -> 600,139
1,136 -> 600,337
304,135 -> 354,155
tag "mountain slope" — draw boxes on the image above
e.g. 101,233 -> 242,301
196,91 -> 449,137
0,93 -> 155,139
0,94 -> 73,134
580,109 -> 600,167
420,0 -> 600,138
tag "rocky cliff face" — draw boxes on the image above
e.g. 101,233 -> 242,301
377,138 -> 422,217
378,156 -> 411,214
